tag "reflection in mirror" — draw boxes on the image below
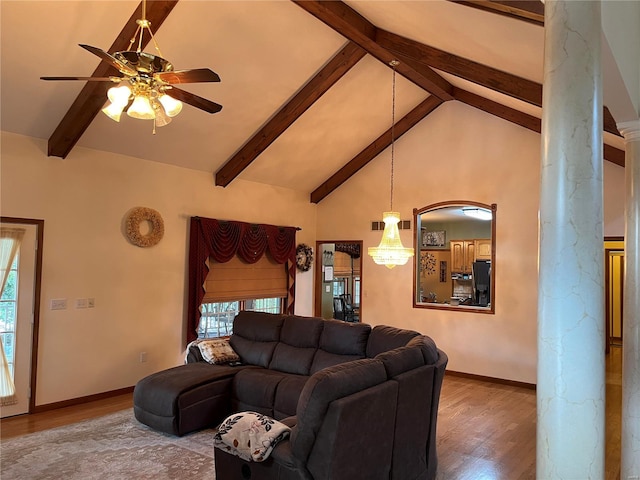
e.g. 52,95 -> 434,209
315,241 -> 362,322
414,202 -> 496,314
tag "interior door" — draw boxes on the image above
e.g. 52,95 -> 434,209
1,222 -> 37,418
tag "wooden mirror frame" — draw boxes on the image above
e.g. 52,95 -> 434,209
413,201 -> 496,314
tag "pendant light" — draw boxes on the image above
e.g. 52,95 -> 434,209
368,60 -> 415,269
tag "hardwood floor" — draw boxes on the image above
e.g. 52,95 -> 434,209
1,392 -> 133,439
437,346 -> 622,480
0,347 -> 623,479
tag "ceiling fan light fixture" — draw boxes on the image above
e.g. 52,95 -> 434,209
127,94 -> 155,120
102,102 -> 126,122
107,85 -> 132,104
102,85 -> 132,122
158,94 -> 183,117
152,100 -> 172,127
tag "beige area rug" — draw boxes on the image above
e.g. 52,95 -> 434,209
0,409 -> 217,480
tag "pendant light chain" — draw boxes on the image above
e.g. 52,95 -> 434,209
389,60 -> 398,212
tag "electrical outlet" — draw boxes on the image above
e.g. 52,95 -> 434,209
50,299 -> 67,310
76,298 -> 88,309
139,352 -> 147,363
87,298 -> 95,308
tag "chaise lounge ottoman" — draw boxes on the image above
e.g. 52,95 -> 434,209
133,362 -> 249,436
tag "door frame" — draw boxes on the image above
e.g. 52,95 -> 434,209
1,217 -> 44,413
314,240 -> 363,321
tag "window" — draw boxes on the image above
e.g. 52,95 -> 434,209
332,278 -> 347,297
0,258 -> 17,377
198,297 -> 283,339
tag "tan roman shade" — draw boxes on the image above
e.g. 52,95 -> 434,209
333,251 -> 361,276
202,254 -> 287,303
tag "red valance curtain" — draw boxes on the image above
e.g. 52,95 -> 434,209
187,217 -> 297,343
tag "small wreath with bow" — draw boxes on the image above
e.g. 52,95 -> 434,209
295,243 -> 313,272
125,207 -> 164,248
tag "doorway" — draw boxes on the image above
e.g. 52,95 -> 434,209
605,247 -> 624,351
1,218 -> 44,417
314,241 -> 362,322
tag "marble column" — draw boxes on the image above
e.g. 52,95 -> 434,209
619,119 -> 640,479
537,1 -> 605,479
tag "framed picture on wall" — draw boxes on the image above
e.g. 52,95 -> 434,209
422,230 -> 446,247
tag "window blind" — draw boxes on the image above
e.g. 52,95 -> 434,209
202,254 -> 288,303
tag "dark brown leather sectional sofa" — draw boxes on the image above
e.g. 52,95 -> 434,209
133,311 -> 448,480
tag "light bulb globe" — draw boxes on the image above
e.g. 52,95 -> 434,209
127,95 -> 155,120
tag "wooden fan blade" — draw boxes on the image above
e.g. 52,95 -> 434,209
155,68 -> 221,84
165,87 -> 223,114
40,76 -> 122,82
79,44 -> 137,76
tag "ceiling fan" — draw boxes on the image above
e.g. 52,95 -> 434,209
41,1 -> 222,131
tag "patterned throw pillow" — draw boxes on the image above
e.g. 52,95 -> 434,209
214,411 -> 291,462
197,338 -> 240,364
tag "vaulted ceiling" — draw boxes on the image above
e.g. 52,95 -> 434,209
0,1 -> 625,203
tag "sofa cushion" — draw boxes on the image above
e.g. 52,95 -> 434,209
406,335 -> 440,365
230,311 -> 284,367
309,320 -> 370,374
291,358 -> 387,461
231,368 -> 286,418
376,345 -> 425,378
269,316 -> 324,375
273,374 -> 309,420
366,325 -> 420,358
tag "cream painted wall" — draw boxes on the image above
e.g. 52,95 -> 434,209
0,132 -> 316,405
0,100 -> 626,401
316,101 -> 625,384
604,161 -> 625,236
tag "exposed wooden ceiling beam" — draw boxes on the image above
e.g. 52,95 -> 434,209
292,0 -> 454,101
215,42 -> 366,187
449,1 -> 544,26
455,88 -> 625,166
454,88 -> 540,131
47,1 -> 179,159
311,96 -> 443,203
377,29 -> 622,137
377,29 -> 543,107
603,144 -> 625,167
604,106 -> 622,137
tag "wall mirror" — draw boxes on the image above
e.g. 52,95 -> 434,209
414,202 -> 496,314
314,241 -> 362,323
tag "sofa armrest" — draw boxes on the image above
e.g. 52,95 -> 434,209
186,344 -> 204,363
280,415 -> 298,428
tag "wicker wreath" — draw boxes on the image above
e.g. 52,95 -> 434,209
125,207 -> 164,248
295,243 -> 314,272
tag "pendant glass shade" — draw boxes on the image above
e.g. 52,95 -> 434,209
102,85 -> 132,121
158,94 -> 183,117
368,212 -> 414,269
102,101 -> 126,122
127,95 -> 155,119
107,85 -> 132,104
